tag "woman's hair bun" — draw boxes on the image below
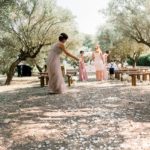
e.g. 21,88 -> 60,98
59,33 -> 68,41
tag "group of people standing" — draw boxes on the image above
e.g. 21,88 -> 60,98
47,33 -> 110,94
79,45 -> 109,81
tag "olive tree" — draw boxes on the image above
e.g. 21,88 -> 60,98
106,0 -> 150,47
0,0 -> 78,85
97,0 -> 150,66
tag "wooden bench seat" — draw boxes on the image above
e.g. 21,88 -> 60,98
128,72 -> 148,86
38,73 -> 48,87
115,69 -> 138,80
115,69 -> 149,80
39,69 -> 77,87
115,69 -> 150,86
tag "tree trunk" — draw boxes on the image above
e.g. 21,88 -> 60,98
121,61 -> 124,68
133,61 -> 136,68
5,59 -> 21,85
5,44 -> 44,85
36,64 -> 43,73
133,57 -> 138,68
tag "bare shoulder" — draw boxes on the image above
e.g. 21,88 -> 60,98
58,42 -> 65,50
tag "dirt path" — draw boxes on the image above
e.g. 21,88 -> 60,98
0,77 -> 150,150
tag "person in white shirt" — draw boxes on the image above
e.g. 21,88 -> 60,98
108,61 -> 118,79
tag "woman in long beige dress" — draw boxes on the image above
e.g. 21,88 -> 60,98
47,33 -> 78,94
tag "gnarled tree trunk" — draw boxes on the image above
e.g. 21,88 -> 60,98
5,59 -> 22,85
5,44 -> 44,85
133,61 -> 137,68
36,64 -> 43,73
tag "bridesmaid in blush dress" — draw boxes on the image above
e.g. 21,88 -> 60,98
79,51 -> 88,81
103,51 -> 109,80
47,33 -> 79,94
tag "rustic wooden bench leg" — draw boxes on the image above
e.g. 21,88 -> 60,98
118,73 -> 121,79
131,75 -> 136,86
143,74 -> 147,81
40,76 -> 45,87
121,73 -> 123,81
68,77 -> 71,87
115,72 -> 117,79
46,76 -> 49,85
137,74 -> 140,80
115,72 -> 119,79
67,75 -> 71,87
71,77 -> 73,84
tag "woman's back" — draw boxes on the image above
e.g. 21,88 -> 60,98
50,43 -> 63,55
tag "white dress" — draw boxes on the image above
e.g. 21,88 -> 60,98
93,52 -> 104,71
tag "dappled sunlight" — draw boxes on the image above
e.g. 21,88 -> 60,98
6,107 -> 125,148
67,88 -> 81,93
0,77 -> 39,93
12,123 -> 64,142
1,0 -> 150,148
0,77 -> 150,149
119,120 -> 150,149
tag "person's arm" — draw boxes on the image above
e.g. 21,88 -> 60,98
92,52 -> 95,60
59,44 -> 79,61
100,52 -> 104,64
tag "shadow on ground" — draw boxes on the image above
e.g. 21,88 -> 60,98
0,79 -> 150,150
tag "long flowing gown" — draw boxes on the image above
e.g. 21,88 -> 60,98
79,57 -> 88,81
47,42 -> 66,94
93,52 -> 104,71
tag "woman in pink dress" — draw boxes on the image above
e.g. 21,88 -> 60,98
92,45 -> 104,81
47,33 -> 79,94
103,51 -> 109,80
79,51 -> 88,81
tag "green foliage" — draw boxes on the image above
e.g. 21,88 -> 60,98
137,54 -> 150,66
128,54 -> 150,66
96,25 -> 113,51
97,0 -> 150,64
65,58 -> 78,68
0,0 -> 80,74
82,34 -> 94,49
106,0 -> 150,47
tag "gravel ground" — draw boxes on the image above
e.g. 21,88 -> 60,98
0,77 -> 150,150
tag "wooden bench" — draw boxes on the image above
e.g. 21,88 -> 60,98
144,72 -> 150,81
115,68 -> 150,86
66,69 -> 78,76
115,68 -> 149,81
128,72 -> 148,86
66,74 -> 73,87
39,72 -> 49,87
127,71 -> 150,86
39,69 -> 77,87
115,69 -> 138,80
